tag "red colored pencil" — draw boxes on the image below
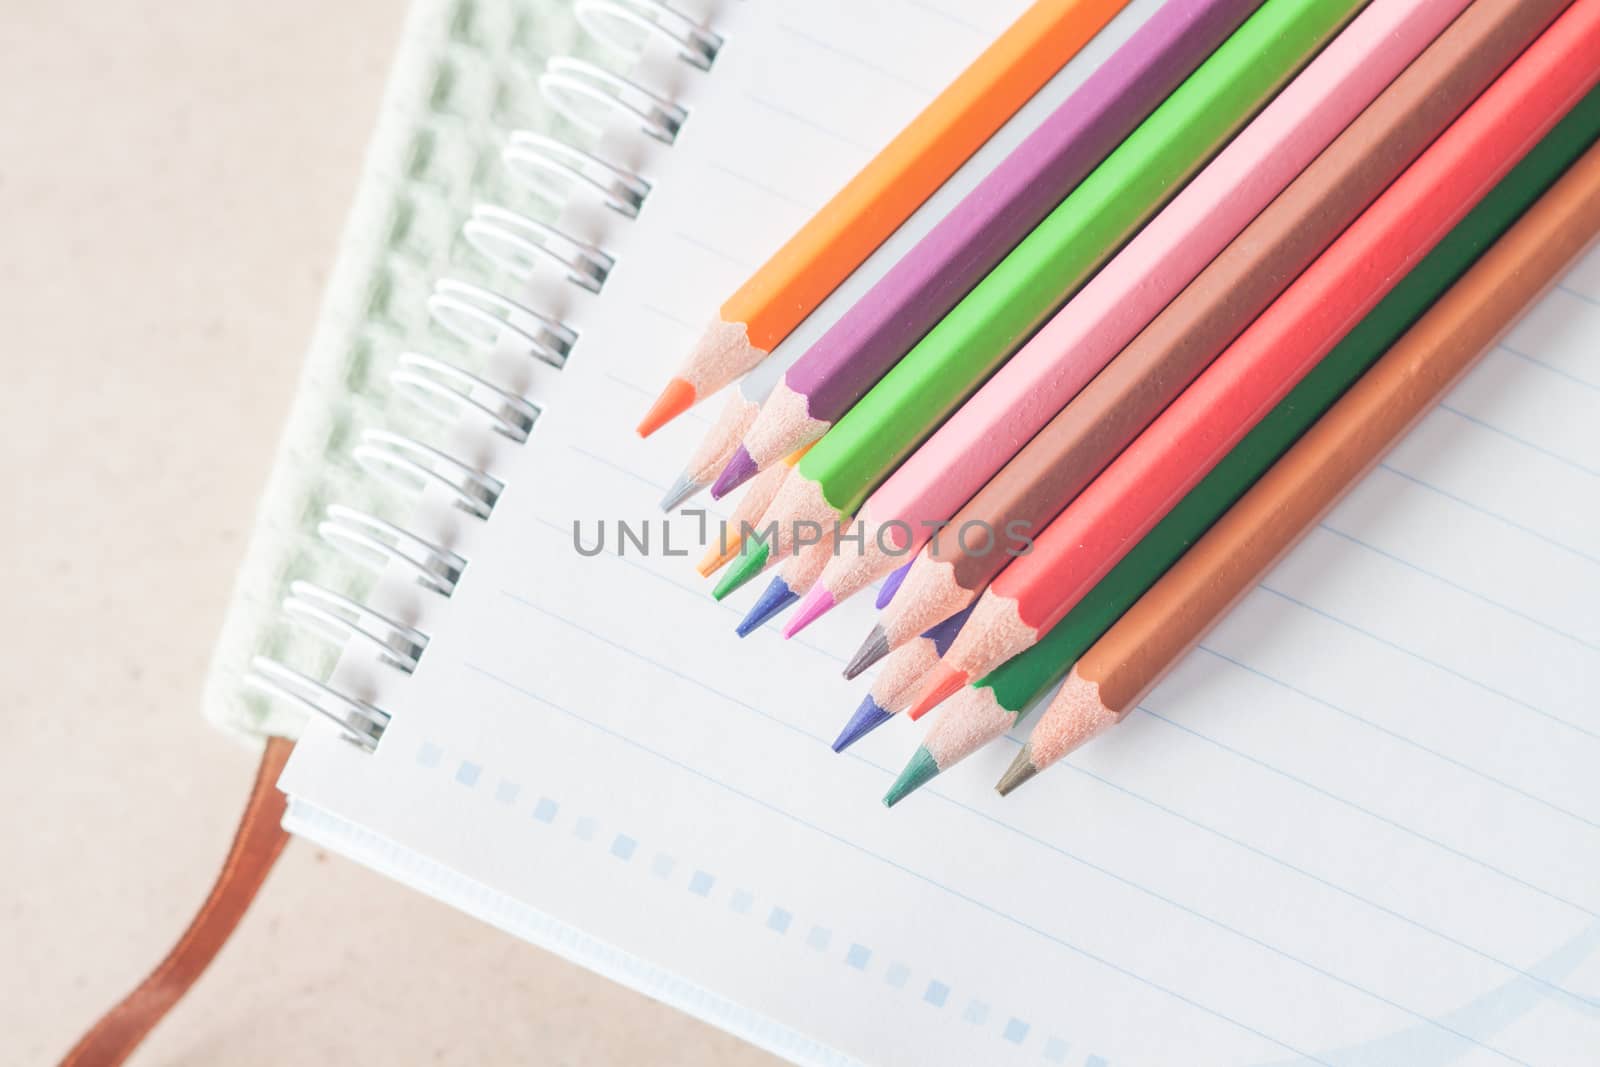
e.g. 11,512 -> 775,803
913,0 -> 1600,715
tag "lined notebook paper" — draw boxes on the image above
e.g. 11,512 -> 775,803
279,1 -> 1600,1063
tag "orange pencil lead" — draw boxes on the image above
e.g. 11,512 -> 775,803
637,377 -> 697,437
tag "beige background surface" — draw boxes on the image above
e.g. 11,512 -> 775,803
0,3 -> 775,1063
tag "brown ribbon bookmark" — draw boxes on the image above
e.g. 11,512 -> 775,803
61,737 -> 294,1067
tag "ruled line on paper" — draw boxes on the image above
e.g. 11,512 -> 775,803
740,91 -> 877,155
1499,342 -> 1600,391
1131,702 -> 1596,922
674,229 -> 758,271
478,593 -> 1588,1058
898,0 -> 993,35
775,20 -> 938,96
466,656 -> 1329,1064
1375,462 -> 1600,566
1254,582 -> 1597,740
509,513 -> 1596,935
1313,521 -> 1600,653
1188,642 -> 1600,832
705,159 -> 816,212
1435,403 -> 1600,479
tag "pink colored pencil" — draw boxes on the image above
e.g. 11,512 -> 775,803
786,0 -> 1474,638
915,1 -> 1600,714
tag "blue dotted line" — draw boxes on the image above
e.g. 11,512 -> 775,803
419,738 -> 1083,1062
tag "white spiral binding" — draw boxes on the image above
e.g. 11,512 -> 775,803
247,0 -> 722,749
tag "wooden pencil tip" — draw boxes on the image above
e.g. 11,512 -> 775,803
907,664 -> 965,721
842,625 -> 889,681
710,446 -> 759,499
736,578 -> 797,636
637,377 -> 696,437
658,469 -> 706,512
874,562 -> 910,609
995,745 -> 1038,797
782,586 -> 834,638
832,696 -> 891,753
695,533 -> 744,578
883,746 -> 938,807
712,540 -> 769,600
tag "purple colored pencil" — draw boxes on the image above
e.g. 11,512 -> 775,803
710,0 -> 1262,499
875,561 -> 912,609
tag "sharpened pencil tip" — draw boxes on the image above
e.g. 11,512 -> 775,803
832,697 -> 891,753
996,744 -> 1039,797
658,469 -> 707,512
737,578 -> 798,636
637,377 -> 696,437
842,625 -> 889,681
712,540 -> 770,600
883,746 -> 939,807
695,533 -> 744,578
907,664 -> 966,721
782,586 -> 835,639
875,562 -> 910,609
710,446 -> 759,499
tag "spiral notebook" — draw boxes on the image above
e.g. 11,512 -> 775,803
221,0 -> 1600,1064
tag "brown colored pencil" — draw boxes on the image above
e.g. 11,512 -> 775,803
866,0 -> 1570,666
998,136 -> 1600,794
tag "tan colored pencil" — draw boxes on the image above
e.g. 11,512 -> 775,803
999,136 -> 1600,794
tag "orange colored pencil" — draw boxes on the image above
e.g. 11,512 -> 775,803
1000,133 -> 1600,791
637,0 -> 1132,436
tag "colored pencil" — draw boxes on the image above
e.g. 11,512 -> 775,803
661,390 -> 767,511
875,561 -> 911,610
792,0 -> 1473,635
714,510 -> 855,602
862,0 -> 1570,669
1000,131 -> 1600,793
694,448 -> 808,578
736,0 -> 1365,571
636,0 -> 1133,436
737,535 -> 836,635
709,0 -> 1263,495
660,0 -> 1167,509
833,607 -> 973,754
916,1 -> 1600,717
882,84 -> 1600,805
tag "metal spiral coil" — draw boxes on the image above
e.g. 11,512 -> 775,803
462,203 -> 615,293
391,352 -> 542,442
282,581 -> 429,673
575,0 -> 724,72
245,658 -> 391,752
318,506 -> 467,596
540,56 -> 688,145
249,5 -> 720,752
353,428 -> 505,519
428,278 -> 578,367
503,131 -> 651,217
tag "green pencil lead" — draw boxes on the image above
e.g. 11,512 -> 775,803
883,746 -> 940,808
713,540 -> 770,600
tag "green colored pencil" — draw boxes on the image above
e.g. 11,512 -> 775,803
746,0 -> 1365,574
884,83 -> 1600,806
